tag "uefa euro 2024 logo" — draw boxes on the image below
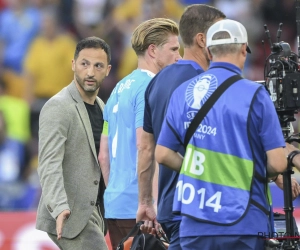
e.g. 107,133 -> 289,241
185,74 -> 218,110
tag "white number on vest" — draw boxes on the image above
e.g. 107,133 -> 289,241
197,188 -> 222,212
176,181 -> 222,213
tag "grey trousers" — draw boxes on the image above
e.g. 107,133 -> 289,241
48,206 -> 108,250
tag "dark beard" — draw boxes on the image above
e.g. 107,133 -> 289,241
75,74 -> 100,92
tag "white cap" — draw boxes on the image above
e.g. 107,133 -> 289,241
206,19 -> 251,53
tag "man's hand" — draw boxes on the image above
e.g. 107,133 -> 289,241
140,219 -> 167,242
136,203 -> 162,235
136,203 -> 156,222
285,142 -> 298,154
56,210 -> 71,240
275,175 -> 300,200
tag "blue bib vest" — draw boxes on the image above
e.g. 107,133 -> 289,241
173,71 -> 270,225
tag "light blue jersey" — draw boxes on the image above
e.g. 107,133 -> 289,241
103,69 -> 155,219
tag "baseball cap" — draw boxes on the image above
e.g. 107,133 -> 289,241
206,19 -> 251,53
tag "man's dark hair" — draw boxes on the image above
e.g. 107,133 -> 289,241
179,4 -> 226,47
74,36 -> 111,63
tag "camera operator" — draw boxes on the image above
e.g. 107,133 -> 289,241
155,19 -> 288,250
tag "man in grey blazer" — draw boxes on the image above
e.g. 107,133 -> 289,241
36,36 -> 111,250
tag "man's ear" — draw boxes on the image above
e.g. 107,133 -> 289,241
106,65 -> 112,76
71,59 -> 75,72
147,44 -> 156,58
195,33 -> 206,48
241,44 -> 247,57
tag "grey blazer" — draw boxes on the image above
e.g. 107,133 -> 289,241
36,81 -> 105,238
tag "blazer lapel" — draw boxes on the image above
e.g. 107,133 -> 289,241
95,96 -> 105,112
68,82 -> 99,164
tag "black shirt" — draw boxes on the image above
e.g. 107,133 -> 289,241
84,101 -> 105,205
84,101 -> 103,155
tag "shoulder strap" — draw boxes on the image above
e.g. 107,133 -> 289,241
184,74 -> 243,149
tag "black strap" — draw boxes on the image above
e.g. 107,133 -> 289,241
255,170 -> 267,183
116,221 -> 143,250
250,199 -> 270,215
287,150 -> 300,167
184,74 -> 243,148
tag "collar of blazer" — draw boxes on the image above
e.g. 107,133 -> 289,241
67,81 -> 103,165
68,81 -> 105,111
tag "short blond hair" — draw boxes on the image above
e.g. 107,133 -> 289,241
131,18 -> 179,56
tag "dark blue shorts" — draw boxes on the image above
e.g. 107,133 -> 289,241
180,235 -> 265,250
161,220 -> 181,250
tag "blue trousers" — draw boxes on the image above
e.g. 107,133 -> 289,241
161,220 -> 181,250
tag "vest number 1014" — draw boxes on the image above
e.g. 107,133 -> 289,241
176,180 -> 222,213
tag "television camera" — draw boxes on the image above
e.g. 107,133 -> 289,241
262,1 -> 300,249
263,24 -> 300,140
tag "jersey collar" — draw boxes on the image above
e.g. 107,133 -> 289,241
209,62 -> 242,75
140,69 -> 156,77
176,59 -> 203,72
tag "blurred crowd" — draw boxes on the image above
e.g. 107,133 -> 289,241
0,0 -> 297,210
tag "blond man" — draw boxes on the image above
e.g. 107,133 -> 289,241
98,18 -> 181,249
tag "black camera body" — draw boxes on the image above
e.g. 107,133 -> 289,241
262,24 -> 300,139
265,41 -> 300,112
262,2 -> 300,249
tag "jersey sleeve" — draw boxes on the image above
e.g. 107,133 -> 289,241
252,86 -> 285,151
135,80 -> 149,129
103,104 -> 108,122
143,84 -> 153,133
157,91 -> 183,152
102,120 -> 108,135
